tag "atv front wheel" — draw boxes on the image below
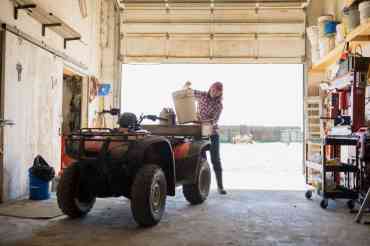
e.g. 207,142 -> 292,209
131,164 -> 167,227
57,164 -> 96,218
183,159 -> 211,205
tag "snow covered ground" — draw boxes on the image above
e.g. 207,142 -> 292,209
209,142 -> 306,191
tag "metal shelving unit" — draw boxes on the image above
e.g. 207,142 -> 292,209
306,135 -> 360,209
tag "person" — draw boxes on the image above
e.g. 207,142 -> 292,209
186,81 -> 227,195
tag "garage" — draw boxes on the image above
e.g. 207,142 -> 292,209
1,0 -> 370,245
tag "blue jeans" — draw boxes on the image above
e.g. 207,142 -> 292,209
210,134 -> 222,173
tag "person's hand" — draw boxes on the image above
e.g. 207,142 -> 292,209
184,81 -> 192,88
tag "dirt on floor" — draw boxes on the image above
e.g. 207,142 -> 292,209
0,190 -> 370,246
1,143 -> 370,246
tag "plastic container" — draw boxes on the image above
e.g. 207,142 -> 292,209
159,108 -> 176,126
344,6 -> 360,31
335,23 -> 346,45
318,15 -> 334,37
319,37 -> 335,58
29,168 -> 50,200
201,122 -> 213,136
324,21 -> 337,36
311,48 -> 320,64
359,1 -> 370,24
172,89 -> 198,124
306,26 -> 319,46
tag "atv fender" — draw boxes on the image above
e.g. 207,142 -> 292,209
127,136 -> 176,196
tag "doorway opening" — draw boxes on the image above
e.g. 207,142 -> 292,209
122,64 -> 304,191
62,70 -> 83,135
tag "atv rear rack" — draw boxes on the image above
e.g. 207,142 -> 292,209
65,128 -> 148,160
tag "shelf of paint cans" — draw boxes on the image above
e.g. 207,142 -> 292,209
311,21 -> 370,72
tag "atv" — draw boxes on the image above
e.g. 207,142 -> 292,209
57,111 -> 211,227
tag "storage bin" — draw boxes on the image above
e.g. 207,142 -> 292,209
201,122 -> 213,136
311,47 -> 321,64
359,1 -> 370,24
319,37 -> 335,58
344,6 -> 360,31
324,21 -> 337,36
172,89 -> 198,124
29,168 -> 50,200
336,23 -> 346,45
307,26 -> 319,46
318,15 -> 333,37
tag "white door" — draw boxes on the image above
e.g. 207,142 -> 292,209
120,0 -> 307,64
2,31 -> 63,201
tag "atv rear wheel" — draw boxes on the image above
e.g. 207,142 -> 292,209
183,159 -> 211,205
57,164 -> 96,218
131,164 -> 167,227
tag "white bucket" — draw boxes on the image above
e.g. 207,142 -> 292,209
318,15 -> 333,37
201,123 -> 213,137
335,24 -> 346,45
306,26 -> 319,46
311,48 -> 320,64
359,1 -> 370,24
172,89 -> 198,124
319,37 -> 335,58
344,6 -> 360,31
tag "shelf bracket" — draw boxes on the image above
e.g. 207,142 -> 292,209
64,37 -> 81,49
14,4 -> 37,20
42,23 -> 62,36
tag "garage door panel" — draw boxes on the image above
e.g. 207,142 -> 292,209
125,36 -> 166,57
213,23 -> 304,34
123,23 -> 212,34
258,39 -> 304,57
213,8 -> 303,23
123,22 -> 305,35
125,8 -> 304,23
124,9 -> 168,22
169,38 -> 210,57
213,39 -> 258,58
120,1 -> 306,64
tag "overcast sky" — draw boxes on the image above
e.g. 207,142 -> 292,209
122,64 -> 303,127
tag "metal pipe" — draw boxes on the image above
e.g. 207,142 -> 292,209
1,23 -> 87,70
0,26 -> 5,203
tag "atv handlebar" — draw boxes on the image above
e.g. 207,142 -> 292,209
99,108 -> 121,116
138,115 -> 168,124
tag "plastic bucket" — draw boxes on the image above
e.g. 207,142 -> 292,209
172,89 -> 198,124
344,6 -> 360,31
311,48 -> 320,64
324,21 -> 337,36
201,123 -> 213,136
335,24 -> 346,44
306,26 -> 319,46
359,1 -> 370,24
29,169 -> 50,200
318,15 -> 333,37
319,37 -> 335,58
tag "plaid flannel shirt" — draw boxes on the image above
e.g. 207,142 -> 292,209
193,90 -> 223,134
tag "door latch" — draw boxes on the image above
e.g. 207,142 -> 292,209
16,63 -> 22,82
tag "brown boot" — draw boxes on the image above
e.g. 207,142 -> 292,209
215,171 -> 227,195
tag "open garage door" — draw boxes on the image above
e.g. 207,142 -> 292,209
119,0 -> 307,64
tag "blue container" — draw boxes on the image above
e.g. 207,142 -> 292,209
29,169 -> 50,200
324,21 -> 338,36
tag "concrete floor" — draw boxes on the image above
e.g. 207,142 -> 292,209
1,143 -> 370,246
1,190 -> 370,246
